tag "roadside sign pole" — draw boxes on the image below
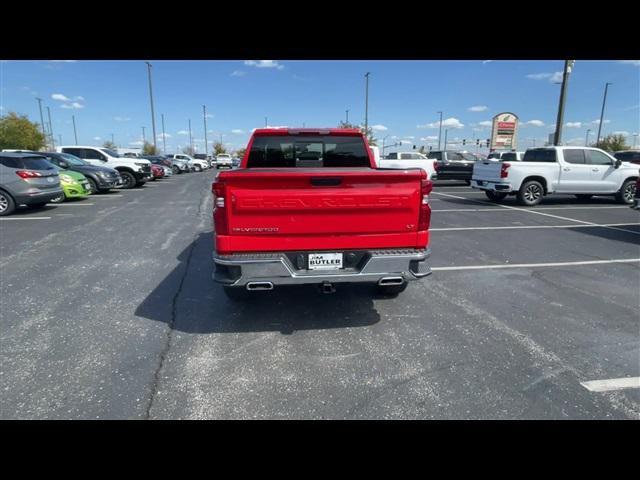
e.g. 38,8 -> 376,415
72,115 -> 78,145
553,60 -> 574,146
161,114 -> 166,154
203,105 -> 208,156
596,82 -> 612,144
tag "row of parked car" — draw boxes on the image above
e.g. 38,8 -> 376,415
0,146 -> 235,216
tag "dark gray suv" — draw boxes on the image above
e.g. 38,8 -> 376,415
0,153 -> 62,216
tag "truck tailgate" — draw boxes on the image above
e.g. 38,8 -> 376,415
215,168 -> 428,253
472,160 -> 504,182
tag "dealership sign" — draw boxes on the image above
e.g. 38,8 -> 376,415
490,112 -> 519,150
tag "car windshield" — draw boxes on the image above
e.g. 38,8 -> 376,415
59,153 -> 88,166
101,148 -> 120,158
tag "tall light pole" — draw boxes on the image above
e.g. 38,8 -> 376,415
437,111 -> 443,150
145,61 -> 157,152
35,98 -> 46,144
633,133 -> 639,148
142,126 -> 146,143
58,134 -> 62,146
364,72 -> 370,136
72,115 -> 78,144
264,117 -> 268,127
46,106 -> 54,148
553,60 -> 575,146
346,109 -> 349,124
596,82 -> 612,144
585,128 -> 592,146
444,129 -> 448,150
188,119 -> 193,152
203,105 -> 208,156
161,114 -> 167,154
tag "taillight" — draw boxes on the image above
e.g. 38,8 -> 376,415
500,162 -> 511,178
212,180 -> 228,235
418,177 -> 432,231
16,170 -> 43,179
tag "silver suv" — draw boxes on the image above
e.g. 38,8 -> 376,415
0,153 -> 62,216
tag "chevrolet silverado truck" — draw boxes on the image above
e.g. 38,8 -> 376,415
471,146 -> 638,206
212,128 -> 433,299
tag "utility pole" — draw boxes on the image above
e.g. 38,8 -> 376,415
35,98 -> 46,144
364,72 -> 370,136
161,114 -> 167,154
72,115 -> 78,144
444,129 -> 448,150
437,111 -> 443,150
585,128 -> 591,146
596,82 -> 612,144
46,106 -> 54,149
142,126 -> 146,143
188,119 -> 193,152
111,133 -> 115,145
264,117 -> 268,127
203,105 -> 208,156
58,134 -> 62,146
346,109 -> 349,124
553,60 -> 575,146
145,61 -> 157,152
633,133 -> 639,148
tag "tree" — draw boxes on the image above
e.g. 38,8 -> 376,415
142,142 -> 158,155
235,147 -> 246,158
337,121 -> 377,146
593,134 -> 629,152
103,140 -> 117,150
182,146 -> 195,156
0,112 -> 46,151
213,142 -> 227,155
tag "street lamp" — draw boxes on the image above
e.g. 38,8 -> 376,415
553,60 -> 575,146
381,134 -> 391,154
585,128 -> 592,146
145,61 -> 157,152
437,111 -> 443,150
364,72 -> 370,135
596,82 -> 613,144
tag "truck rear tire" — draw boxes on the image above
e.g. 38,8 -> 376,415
119,171 -> 136,189
485,191 -> 508,202
615,179 -> 636,205
517,180 -> 544,206
375,282 -> 408,298
223,286 -> 249,301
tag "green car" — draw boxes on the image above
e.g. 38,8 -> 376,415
50,169 -> 92,203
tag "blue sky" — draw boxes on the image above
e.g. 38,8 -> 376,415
1,60 -> 638,153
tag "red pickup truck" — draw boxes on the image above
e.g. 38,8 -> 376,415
212,128 -> 432,299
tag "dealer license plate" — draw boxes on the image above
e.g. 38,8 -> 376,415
308,253 -> 343,270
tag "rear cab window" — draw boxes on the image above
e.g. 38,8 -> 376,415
522,149 -> 557,162
246,135 -> 371,168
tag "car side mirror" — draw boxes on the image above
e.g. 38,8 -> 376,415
614,159 -> 622,169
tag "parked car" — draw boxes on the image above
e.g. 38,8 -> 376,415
49,169 -> 92,203
35,151 -> 122,194
0,152 -> 63,216
150,163 -> 165,180
57,146 -> 152,189
378,151 -> 437,180
613,150 -> 640,165
212,128 -> 433,299
471,146 -> 638,206
232,157 -> 241,168
168,154 -> 208,172
427,150 -> 478,183
215,153 -> 233,169
167,156 -> 190,174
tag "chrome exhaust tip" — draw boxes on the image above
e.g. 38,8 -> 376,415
378,276 -> 404,286
246,282 -> 274,291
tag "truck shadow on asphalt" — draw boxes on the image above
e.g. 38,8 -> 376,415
135,233 -> 383,334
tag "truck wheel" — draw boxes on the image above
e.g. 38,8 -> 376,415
172,166 -> 180,174
119,171 -> 136,189
0,191 -> 16,216
485,191 -> 508,202
615,179 -> 636,205
223,286 -> 249,301
517,180 -> 544,206
194,165 -> 202,172
575,194 -> 593,201
375,282 -> 408,298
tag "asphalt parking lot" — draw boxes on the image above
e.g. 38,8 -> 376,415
1,172 -> 638,419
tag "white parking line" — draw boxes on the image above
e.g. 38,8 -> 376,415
432,192 -> 640,236
52,203 -> 95,206
580,377 -> 640,392
0,217 -> 51,220
432,258 -> 640,271
431,223 -> 640,232
92,194 -> 123,198
432,206 -> 628,212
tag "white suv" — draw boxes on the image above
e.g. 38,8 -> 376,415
215,154 -> 233,169
56,146 -> 152,189
170,154 -> 208,172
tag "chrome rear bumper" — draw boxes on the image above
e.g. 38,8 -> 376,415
213,248 -> 431,288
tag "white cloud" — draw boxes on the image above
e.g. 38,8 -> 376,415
591,119 -> 611,125
468,105 -> 488,112
478,120 -> 493,127
525,120 -> 545,127
618,60 -> 640,67
371,124 -> 388,131
482,60 -> 492,64
52,93 -> 71,101
205,113 -> 214,119
403,136 -> 415,140
177,130 -> 189,135
157,133 -> 171,139
50,60 -> 77,63
244,60 -> 284,70
612,131 -> 629,136
231,70 -> 246,76
400,140 -> 412,145
417,117 -> 464,129
75,96 -> 84,101
231,129 -> 245,134
114,116 -> 131,122
420,136 -> 439,141
391,135 -> 399,139
565,122 -> 582,128
93,136 -> 101,141
60,102 -> 84,109
526,71 -> 563,83
129,141 -> 144,146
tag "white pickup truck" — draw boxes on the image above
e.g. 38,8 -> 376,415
471,146 -> 638,206
376,150 -> 438,180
